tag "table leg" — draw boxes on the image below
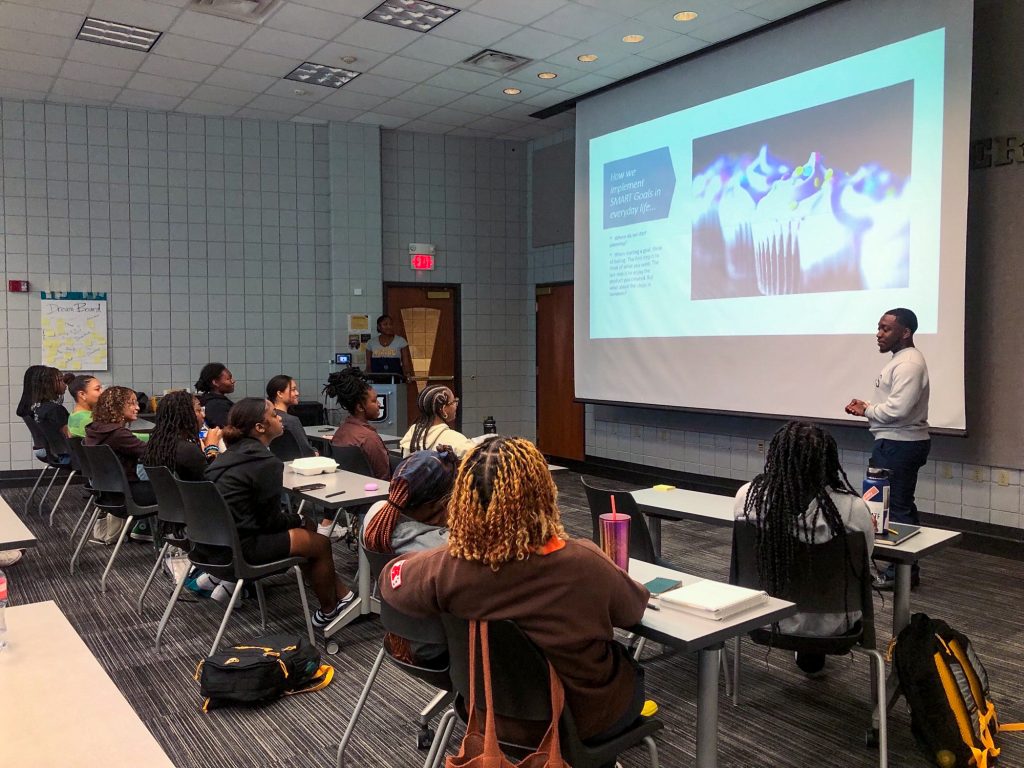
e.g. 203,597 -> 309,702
696,644 -> 722,768
891,562 -> 912,636
647,515 -> 662,559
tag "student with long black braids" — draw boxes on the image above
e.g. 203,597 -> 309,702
329,367 -> 390,480
734,420 -> 874,676
398,384 -> 474,458
143,391 -> 222,481
205,398 -> 354,629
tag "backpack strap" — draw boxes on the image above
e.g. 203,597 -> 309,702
283,664 -> 335,696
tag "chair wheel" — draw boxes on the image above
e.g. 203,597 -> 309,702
326,640 -> 340,655
865,729 -> 879,748
417,728 -> 435,750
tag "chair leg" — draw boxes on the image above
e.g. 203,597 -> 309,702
633,636 -> 647,661
424,708 -> 458,768
721,643 -> 733,699
48,470 -> 76,526
209,579 -> 245,655
38,465 -> 61,512
731,636 -> 742,706
644,735 -> 661,768
336,646 -> 387,768
155,565 -> 190,651
294,565 -> 316,648
419,690 -> 454,725
27,465 -> 49,506
854,646 -> 888,768
69,503 -> 103,576
255,580 -> 268,632
138,541 -> 170,616
100,515 -> 134,594
69,496 -> 94,543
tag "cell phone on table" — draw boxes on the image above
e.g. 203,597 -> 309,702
318,427 -> 333,432
293,482 -> 327,492
644,577 -> 683,596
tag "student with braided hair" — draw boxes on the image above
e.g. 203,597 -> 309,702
734,420 -> 874,676
142,391 -> 222,481
399,385 -> 474,458
329,367 -> 390,480
380,436 -> 650,748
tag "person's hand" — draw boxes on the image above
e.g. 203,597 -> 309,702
203,427 -> 223,448
845,399 -> 868,417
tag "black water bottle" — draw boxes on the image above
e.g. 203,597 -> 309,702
483,416 -> 497,435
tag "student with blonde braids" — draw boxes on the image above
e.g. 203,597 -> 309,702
399,385 -> 474,458
380,436 -> 650,749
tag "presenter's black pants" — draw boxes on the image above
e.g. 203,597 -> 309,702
870,438 -> 931,525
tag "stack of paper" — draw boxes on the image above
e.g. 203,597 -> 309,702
659,579 -> 769,621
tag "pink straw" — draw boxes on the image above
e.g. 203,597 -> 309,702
610,496 -> 618,520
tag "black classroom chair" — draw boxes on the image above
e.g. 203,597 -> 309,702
136,465 -> 192,618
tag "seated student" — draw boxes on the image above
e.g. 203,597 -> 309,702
380,437 -> 650,747
399,385 -> 474,458
67,375 -> 104,437
734,420 -> 874,677
205,398 -> 355,629
5,365 -> 48,568
142,391 -> 223,482
194,362 -> 235,429
330,368 -> 390,480
267,375 -> 341,540
31,366 -> 71,464
85,385 -> 157,508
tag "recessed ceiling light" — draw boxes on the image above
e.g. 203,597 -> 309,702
503,87 -> 522,95
364,0 -> 458,33
673,11 -> 699,21
341,56 -> 358,64
537,72 -> 557,80
76,17 -> 162,52
577,53 -> 598,63
285,62 -> 360,89
622,34 -> 645,43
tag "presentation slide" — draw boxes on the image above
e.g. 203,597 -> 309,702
574,0 -> 972,431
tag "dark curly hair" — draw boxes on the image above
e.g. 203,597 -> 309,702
195,362 -> 227,393
92,386 -> 138,425
28,366 -> 62,408
143,391 -> 200,471
324,367 -> 372,415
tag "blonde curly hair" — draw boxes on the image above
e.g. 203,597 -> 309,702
446,436 -> 565,569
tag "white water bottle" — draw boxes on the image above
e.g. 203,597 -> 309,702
0,568 -> 8,652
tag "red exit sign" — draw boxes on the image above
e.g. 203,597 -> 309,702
410,252 -> 435,271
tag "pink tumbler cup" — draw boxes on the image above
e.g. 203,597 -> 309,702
599,512 -> 630,570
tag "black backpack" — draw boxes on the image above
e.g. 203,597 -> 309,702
893,613 -> 1024,767
194,633 -> 333,712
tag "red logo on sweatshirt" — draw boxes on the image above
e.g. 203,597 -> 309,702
390,560 -> 405,589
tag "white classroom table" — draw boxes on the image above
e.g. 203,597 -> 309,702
0,497 -> 36,551
281,465 -> 390,650
303,424 -> 401,447
0,600 -> 175,767
127,418 -> 156,432
629,559 -> 795,768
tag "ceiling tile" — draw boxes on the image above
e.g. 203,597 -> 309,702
222,48 -> 303,78
390,83 -> 464,107
571,0 -> 663,14
138,54 -> 215,82
521,87 -> 576,107
320,87 -> 387,110
298,102 -> 363,122
205,67 -> 278,93
446,126 -> 491,137
552,71 -> 616,96
263,77 -> 332,101
126,72 -> 197,97
0,50 -> 63,77
368,55 -> 446,84
246,93 -> 309,116
502,122 -> 555,139
168,10 -> 256,45
243,27 -> 324,60
373,98 -> 437,120
688,11 -> 765,43
746,0 -> 827,21
288,0 -> 381,14
397,119 -> 451,134
87,0 -> 183,29
49,78 -> 121,103
594,54 -> 664,79
334,19 -> 422,54
0,85 -> 52,102
0,69 -> 53,91
190,83 -> 259,107
491,27 -> 580,60
177,97 -> 238,117
448,91 -> 510,115
152,33 -> 234,66
583,22 -> 678,53
65,39 -> 148,73
59,59 -> 134,88
421,105 -> 478,127
422,67 -> 497,93
235,105 -> 293,121
531,4 -> 626,40
430,11 -> 519,47
633,34 -> 706,63
308,41 -> 391,71
351,111 -> 409,129
469,0 -> 565,25
401,35 -> 479,66
5,0 -> 91,12
264,2 -> 357,40
465,114 -> 526,132
634,1 -> 735,33
506,60 -> 578,85
0,3 -> 85,38
343,72 -> 415,98
0,28 -> 72,59
116,89 -> 183,111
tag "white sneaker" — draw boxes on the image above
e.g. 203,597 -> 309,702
211,581 -> 238,605
317,523 -> 348,541
0,550 -> 24,567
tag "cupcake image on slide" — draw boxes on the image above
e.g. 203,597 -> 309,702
839,167 -> 910,289
690,157 -> 739,273
718,145 -> 789,281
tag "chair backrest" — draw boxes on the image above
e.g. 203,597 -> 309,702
82,444 -> 129,495
144,465 -> 188,526
330,444 -> 374,476
365,546 -> 447,646
175,478 -> 242,566
36,414 -> 70,459
580,477 -> 658,563
66,436 -> 90,476
21,415 -> 45,451
729,520 -> 874,639
268,429 -> 305,462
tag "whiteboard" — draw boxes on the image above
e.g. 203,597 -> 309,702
40,291 -> 108,371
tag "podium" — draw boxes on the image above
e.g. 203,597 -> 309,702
366,373 -> 407,437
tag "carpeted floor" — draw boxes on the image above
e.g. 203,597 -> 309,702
4,473 -> 1024,767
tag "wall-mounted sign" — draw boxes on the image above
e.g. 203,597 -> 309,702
970,135 -> 1024,169
409,242 -> 436,271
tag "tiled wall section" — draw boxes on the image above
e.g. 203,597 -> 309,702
0,99 -> 335,471
380,130 -> 530,438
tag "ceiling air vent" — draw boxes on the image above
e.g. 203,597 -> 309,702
459,49 -> 532,75
188,0 -> 281,24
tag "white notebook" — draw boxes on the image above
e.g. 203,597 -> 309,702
659,579 -> 769,621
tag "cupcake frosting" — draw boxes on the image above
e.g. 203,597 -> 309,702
756,151 -> 831,222
743,145 -> 790,202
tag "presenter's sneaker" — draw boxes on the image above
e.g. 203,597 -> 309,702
873,564 -> 921,590
313,591 -> 356,630
316,522 -> 348,541
0,550 -> 24,567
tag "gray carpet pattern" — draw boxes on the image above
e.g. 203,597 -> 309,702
4,474 -> 1024,767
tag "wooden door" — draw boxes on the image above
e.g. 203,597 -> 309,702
384,284 -> 459,429
536,283 -> 584,461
